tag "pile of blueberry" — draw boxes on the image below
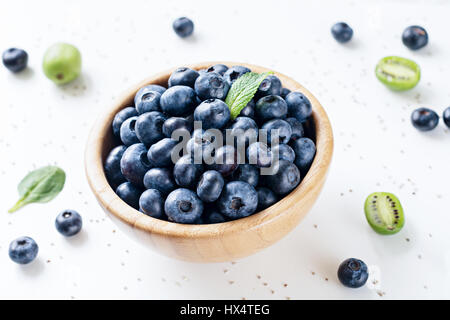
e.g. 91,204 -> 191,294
104,64 -> 317,224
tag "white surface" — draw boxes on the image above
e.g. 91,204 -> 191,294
1,0 -> 449,299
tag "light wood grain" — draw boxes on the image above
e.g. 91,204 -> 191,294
84,62 -> 334,262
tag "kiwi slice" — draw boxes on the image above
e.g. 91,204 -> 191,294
364,192 -> 405,235
375,56 -> 420,91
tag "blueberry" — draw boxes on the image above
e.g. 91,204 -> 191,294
224,65 -> 251,86
120,116 -> 140,146
443,107 -> 450,128
255,75 -> 282,99
218,181 -> 258,219
204,211 -> 227,224
160,85 -> 197,116
135,111 -> 167,146
255,95 -> 288,122
281,87 -> 291,99
165,188 -> 203,223
172,17 -> 194,38
291,137 -> 316,172
112,107 -> 138,137
136,91 -> 161,114
9,236 -> 38,264
194,99 -> 231,130
139,189 -> 165,219
104,145 -> 127,190
231,164 -> 259,187
197,170 -> 224,202
2,48 -> 28,72
239,99 -> 255,118
135,84 -> 166,106
186,129 -> 219,163
257,187 -> 278,211
262,119 -> 292,144
209,145 -> 239,176
264,160 -> 301,195
116,182 -> 143,209
143,167 -> 176,195
163,117 -> 193,138
285,92 -> 312,122
247,142 -> 272,168
411,107 -> 439,131
337,258 -> 369,288
55,209 -> 83,237
206,64 -> 228,76
286,117 -> 304,141
402,25 -> 428,50
331,22 -> 353,43
173,154 -> 204,188
168,67 -> 199,88
228,116 -> 258,147
271,143 -> 295,163
120,143 -> 152,187
194,72 -> 230,101
147,138 -> 178,167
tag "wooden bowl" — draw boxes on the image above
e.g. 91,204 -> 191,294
85,62 -> 333,263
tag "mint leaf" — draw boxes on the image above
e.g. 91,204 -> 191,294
225,71 -> 272,119
9,166 -> 66,213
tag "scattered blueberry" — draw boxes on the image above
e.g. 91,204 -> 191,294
271,143 -> 295,163
112,107 -> 138,138
262,119 -> 292,144
136,91 -> 161,114
2,48 -> 28,72
172,17 -> 194,38
173,154 -> 204,188
168,67 -> 199,88
120,143 -> 152,187
143,167 -> 176,195
255,95 -> 288,122
9,236 -> 38,264
104,145 -> 127,190
231,164 -> 259,187
443,107 -> 450,128
257,187 -> 278,211
411,107 -> 439,131
197,170 -> 224,202
402,25 -> 428,50
160,85 -> 197,116
206,64 -> 228,76
224,65 -> 251,86
194,99 -> 231,130
285,92 -> 312,123
194,72 -> 230,101
256,75 -> 282,99
218,181 -> 258,219
135,111 -> 167,146
291,137 -> 316,172
337,258 -> 369,288
139,189 -> 165,219
116,182 -> 143,209
286,117 -> 304,141
55,209 -> 83,237
264,160 -> 301,195
331,22 -> 353,43
120,116 -> 140,146
165,188 -> 203,223
147,138 -> 178,167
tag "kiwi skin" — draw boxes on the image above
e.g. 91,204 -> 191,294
364,192 -> 405,235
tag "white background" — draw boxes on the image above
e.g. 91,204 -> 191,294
1,0 -> 449,299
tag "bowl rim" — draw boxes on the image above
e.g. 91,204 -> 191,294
85,61 -> 334,239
